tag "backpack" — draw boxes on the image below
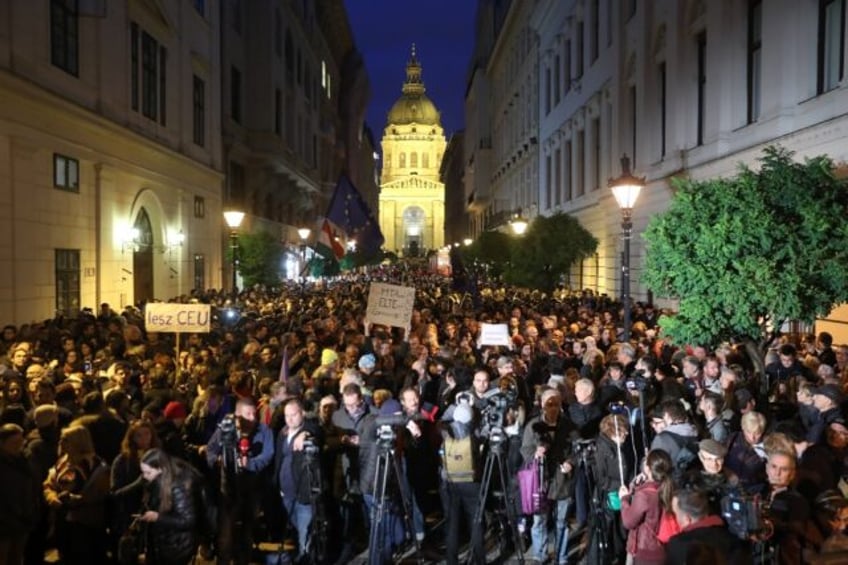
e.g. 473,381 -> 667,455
442,434 -> 477,483
665,432 -> 700,477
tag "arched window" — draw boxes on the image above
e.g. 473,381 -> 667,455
422,153 -> 429,168
399,153 -> 406,168
410,152 -> 418,167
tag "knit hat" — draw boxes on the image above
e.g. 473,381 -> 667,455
358,353 -> 377,372
321,348 -> 339,366
33,404 -> 59,429
163,401 -> 187,421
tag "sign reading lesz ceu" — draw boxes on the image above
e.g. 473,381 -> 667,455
145,303 -> 211,333
366,283 -> 415,328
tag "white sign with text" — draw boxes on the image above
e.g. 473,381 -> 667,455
366,283 -> 416,329
145,303 -> 211,333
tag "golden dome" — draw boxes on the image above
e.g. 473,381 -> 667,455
386,45 -> 442,127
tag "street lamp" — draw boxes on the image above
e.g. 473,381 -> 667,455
510,209 -> 529,235
609,154 -> 645,343
297,227 -> 311,277
223,209 -> 245,291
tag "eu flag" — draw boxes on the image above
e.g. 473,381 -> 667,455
325,175 -> 385,259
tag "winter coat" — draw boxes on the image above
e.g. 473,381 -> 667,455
143,473 -> 197,565
664,515 -> 748,564
595,433 -> 631,493
43,454 -> 110,528
724,431 -> 767,494
520,415 -> 576,500
650,422 -> 699,464
0,452 -> 38,537
331,403 -> 378,495
620,480 -> 664,562
274,419 -> 323,504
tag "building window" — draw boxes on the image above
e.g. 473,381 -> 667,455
275,89 -> 282,136
576,130 -> 585,197
554,56 -> 561,105
399,153 -> 406,168
747,1 -> 762,123
229,161 -> 245,201
193,75 -> 205,146
629,85 -> 637,161
193,254 -> 205,291
818,0 -> 845,94
55,249 -> 80,314
626,0 -> 637,20
696,31 -> 707,146
554,149 -> 562,206
131,24 -> 167,124
564,141 -> 572,202
275,11 -> 283,57
231,66 -> 242,124
545,154 -> 553,209
564,40 -> 572,94
194,196 -> 205,218
304,66 -> 311,100
410,152 -> 418,168
590,0 -> 599,63
544,67 -> 552,115
285,31 -> 294,84
296,50 -> 302,86
232,0 -> 242,34
54,154 -> 79,192
50,0 -> 78,76
592,117 -> 601,191
576,22 -> 584,79
659,62 -> 667,157
422,153 -> 429,168
193,0 -> 205,17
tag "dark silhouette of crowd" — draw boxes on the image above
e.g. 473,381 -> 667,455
0,265 -> 847,565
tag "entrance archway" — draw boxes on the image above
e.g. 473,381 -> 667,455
402,206 -> 425,256
133,208 -> 154,304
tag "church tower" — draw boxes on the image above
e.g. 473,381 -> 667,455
379,45 -> 446,256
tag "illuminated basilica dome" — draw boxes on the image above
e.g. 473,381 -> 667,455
386,45 -> 441,127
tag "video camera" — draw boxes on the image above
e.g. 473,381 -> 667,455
218,414 -> 238,450
720,490 -> 773,540
374,413 -> 419,448
481,386 -> 518,434
625,369 -> 650,392
573,438 -> 596,455
302,436 -> 320,458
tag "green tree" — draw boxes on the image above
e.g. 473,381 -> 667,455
643,146 -> 848,381
506,212 -> 598,292
462,230 -> 514,279
230,230 -> 284,287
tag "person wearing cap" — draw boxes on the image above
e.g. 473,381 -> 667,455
685,439 -> 739,514
807,384 -> 847,444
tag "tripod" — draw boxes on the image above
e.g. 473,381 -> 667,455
577,444 -> 609,565
304,450 -> 328,564
469,431 -> 524,565
368,435 -> 422,565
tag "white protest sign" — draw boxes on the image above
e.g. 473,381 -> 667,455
478,323 -> 512,348
145,303 -> 211,333
366,282 -> 416,329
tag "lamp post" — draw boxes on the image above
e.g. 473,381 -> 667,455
609,154 -> 645,343
223,210 -> 245,292
297,227 -> 311,277
510,209 -> 529,235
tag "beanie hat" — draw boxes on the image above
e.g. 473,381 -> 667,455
321,348 -> 339,366
34,404 -> 59,429
358,353 -> 377,371
163,401 -> 187,421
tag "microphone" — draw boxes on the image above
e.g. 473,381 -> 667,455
238,435 -> 250,469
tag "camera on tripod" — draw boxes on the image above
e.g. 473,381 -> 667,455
302,436 -> 320,457
625,369 -> 650,392
573,438 -> 596,455
374,413 -> 417,448
218,414 -> 238,449
481,387 -> 518,436
720,489 -> 773,540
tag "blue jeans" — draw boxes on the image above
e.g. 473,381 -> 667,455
530,498 -> 570,564
282,498 -> 312,559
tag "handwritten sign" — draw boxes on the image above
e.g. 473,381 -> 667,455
145,303 -> 211,333
366,283 -> 415,329
478,323 -> 512,348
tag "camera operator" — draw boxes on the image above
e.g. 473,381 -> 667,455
765,450 -> 812,565
666,487 -> 747,564
520,388 -> 575,565
205,396 -> 274,565
683,439 -> 739,514
439,394 -> 485,565
273,398 -> 323,563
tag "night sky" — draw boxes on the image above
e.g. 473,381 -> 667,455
343,0 -> 478,142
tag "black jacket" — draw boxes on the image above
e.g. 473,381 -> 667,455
143,472 -> 197,565
664,515 -> 749,564
274,419 -> 323,505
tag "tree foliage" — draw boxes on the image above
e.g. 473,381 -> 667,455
462,212 -> 598,292
232,230 -> 284,287
643,146 -> 848,352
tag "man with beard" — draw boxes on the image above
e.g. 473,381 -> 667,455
206,396 -> 274,565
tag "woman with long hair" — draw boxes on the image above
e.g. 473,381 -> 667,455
43,425 -> 110,564
137,448 -> 198,565
619,450 -> 674,565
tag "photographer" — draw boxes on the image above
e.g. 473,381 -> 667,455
274,398 -> 323,563
520,388 -> 575,565
205,396 -> 274,565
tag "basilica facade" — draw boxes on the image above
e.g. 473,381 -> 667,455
379,47 -> 446,256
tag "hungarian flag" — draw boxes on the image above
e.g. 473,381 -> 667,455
315,218 -> 346,260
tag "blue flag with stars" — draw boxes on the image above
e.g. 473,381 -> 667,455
325,175 -> 384,259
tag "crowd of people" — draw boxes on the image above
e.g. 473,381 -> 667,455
0,265 -> 847,565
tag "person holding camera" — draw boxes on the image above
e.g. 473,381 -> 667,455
274,398 -> 323,563
520,388 -> 575,565
205,396 -> 274,565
